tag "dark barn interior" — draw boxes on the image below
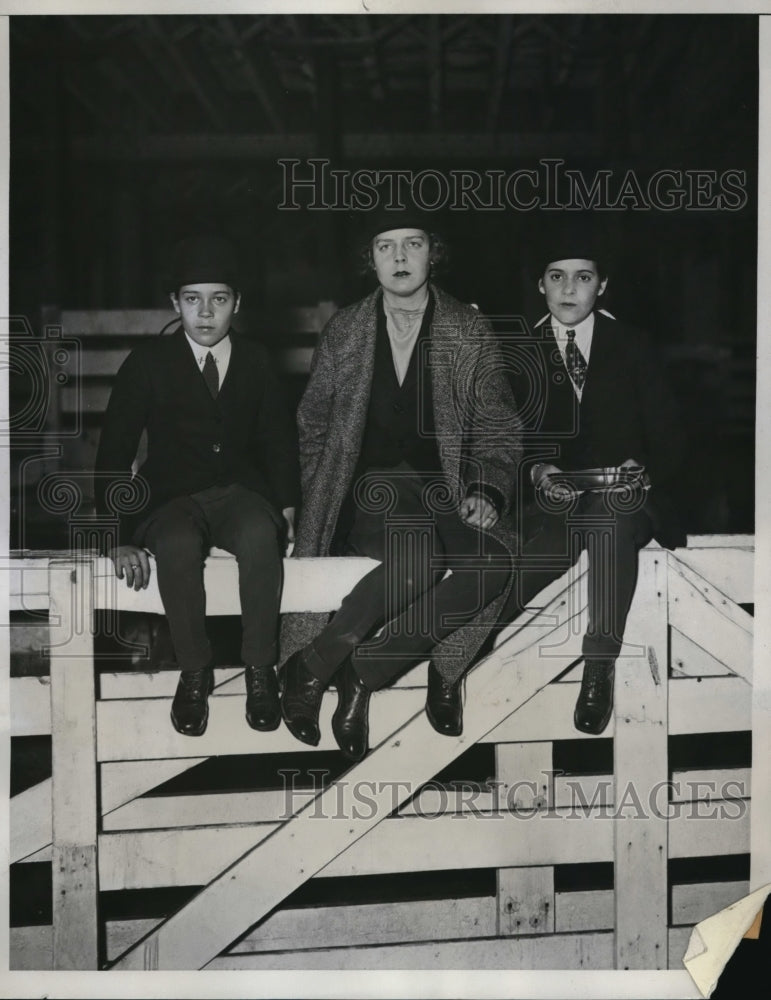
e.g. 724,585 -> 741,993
9,12 -> 758,543
6,13 -> 759,967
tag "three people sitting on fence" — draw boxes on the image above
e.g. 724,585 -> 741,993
278,211 -> 522,761
95,235 -> 300,737
94,218 -> 686,753
496,218 -> 686,734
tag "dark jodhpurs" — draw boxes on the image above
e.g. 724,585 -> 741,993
496,489 -> 654,660
303,466 -> 512,690
135,483 -> 284,672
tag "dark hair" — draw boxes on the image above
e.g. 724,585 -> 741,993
539,257 -> 607,282
358,231 -> 449,278
172,282 -> 240,298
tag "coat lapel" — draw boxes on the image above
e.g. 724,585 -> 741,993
429,286 -> 467,498
341,289 -> 380,460
216,330 -> 239,404
580,312 -> 615,413
429,286 -> 454,432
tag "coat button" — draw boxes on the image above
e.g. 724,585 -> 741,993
212,443 -> 221,453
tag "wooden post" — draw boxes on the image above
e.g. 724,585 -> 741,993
496,742 -> 556,936
613,547 -> 669,969
497,867 -> 555,938
496,742 -> 554,812
48,558 -> 99,969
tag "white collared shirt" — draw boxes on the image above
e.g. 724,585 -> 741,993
537,309 -> 614,400
184,331 -> 232,387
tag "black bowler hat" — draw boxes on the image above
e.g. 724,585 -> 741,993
534,215 -> 610,279
168,235 -> 241,292
362,210 -> 438,243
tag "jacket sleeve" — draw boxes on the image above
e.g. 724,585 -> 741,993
296,327 -> 336,498
634,329 -> 686,491
93,349 -> 150,534
462,313 -> 523,515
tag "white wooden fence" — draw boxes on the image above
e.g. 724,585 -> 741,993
8,536 -> 754,971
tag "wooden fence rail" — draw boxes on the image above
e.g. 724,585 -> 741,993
8,536 -> 755,971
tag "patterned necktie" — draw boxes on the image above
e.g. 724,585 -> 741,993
202,351 -> 219,398
565,329 -> 587,392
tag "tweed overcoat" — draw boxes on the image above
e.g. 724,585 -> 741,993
280,284 -> 523,683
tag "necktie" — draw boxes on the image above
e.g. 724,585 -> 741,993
202,351 -> 219,399
565,329 -> 587,392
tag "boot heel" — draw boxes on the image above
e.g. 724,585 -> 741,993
332,658 -> 370,762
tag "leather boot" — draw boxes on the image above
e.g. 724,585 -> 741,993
280,650 -> 325,746
245,664 -> 281,732
332,658 -> 370,763
574,658 -> 615,735
171,666 -> 214,737
425,662 -> 463,737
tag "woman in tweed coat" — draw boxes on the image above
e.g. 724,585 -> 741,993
280,216 -> 522,761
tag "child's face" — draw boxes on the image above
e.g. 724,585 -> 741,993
538,259 -> 607,327
171,283 -> 240,347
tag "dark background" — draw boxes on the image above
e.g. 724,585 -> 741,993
8,13 -> 758,540
6,13 -> 759,955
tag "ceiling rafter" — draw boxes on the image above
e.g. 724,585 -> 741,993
394,16 -> 430,48
170,18 -> 199,44
96,56 -> 165,130
66,14 -> 135,44
532,16 -> 583,55
625,19 -> 686,107
486,15 -> 515,134
217,14 -> 285,132
65,14 -> 93,41
444,14 -> 500,50
286,15 -> 317,101
356,16 -> 386,103
64,72 -> 114,131
370,14 -> 419,48
129,18 -> 186,99
14,11 -> 736,152
101,17 -> 137,43
552,15 -> 584,87
264,14 -> 415,49
441,14 -> 474,45
145,15 -> 222,130
317,13 -> 360,41
539,28 -> 557,131
428,15 -> 442,131
239,16 -> 271,45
